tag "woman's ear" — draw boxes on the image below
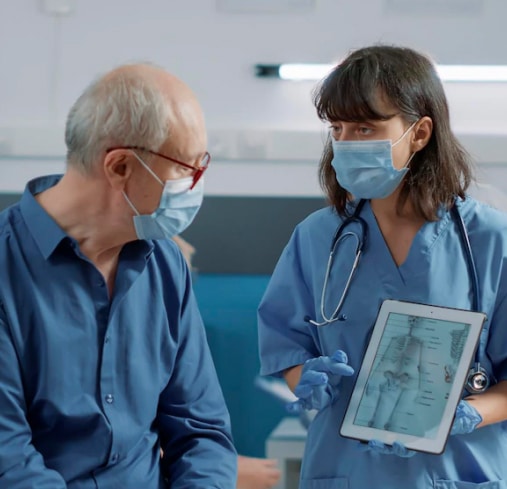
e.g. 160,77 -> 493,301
411,116 -> 433,152
103,149 -> 133,190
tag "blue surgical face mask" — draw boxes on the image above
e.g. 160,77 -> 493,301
123,152 -> 204,240
331,122 -> 417,199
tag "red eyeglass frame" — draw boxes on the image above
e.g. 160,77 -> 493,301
106,145 -> 211,189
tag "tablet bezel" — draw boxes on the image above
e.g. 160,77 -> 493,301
339,299 -> 487,454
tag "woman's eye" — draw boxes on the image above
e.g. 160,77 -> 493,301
359,127 -> 373,135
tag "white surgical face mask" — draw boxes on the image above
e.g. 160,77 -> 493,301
123,152 -> 204,240
331,122 -> 417,200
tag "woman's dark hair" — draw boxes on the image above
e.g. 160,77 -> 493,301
313,45 -> 475,219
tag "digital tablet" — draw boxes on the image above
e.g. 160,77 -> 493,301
340,299 -> 487,454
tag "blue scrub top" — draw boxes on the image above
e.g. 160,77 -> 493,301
258,198 -> 507,489
0,175 -> 237,488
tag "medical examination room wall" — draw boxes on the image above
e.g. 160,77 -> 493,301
2,0 -> 507,457
3,0 -> 507,271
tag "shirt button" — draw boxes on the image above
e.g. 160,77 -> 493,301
105,394 -> 114,404
104,336 -> 110,343
110,453 -> 119,464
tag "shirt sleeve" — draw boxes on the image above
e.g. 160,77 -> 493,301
157,265 -> 237,489
0,302 -> 67,488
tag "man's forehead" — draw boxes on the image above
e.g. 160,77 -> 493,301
159,127 -> 207,163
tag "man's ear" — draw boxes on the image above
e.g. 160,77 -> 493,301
411,116 -> 433,152
103,150 -> 132,190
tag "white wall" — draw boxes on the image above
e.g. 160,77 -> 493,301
2,0 -> 507,195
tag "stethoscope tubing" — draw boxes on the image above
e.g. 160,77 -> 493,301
304,199 -> 367,327
309,199 -> 480,324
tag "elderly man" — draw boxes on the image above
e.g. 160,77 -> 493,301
0,64 -> 237,488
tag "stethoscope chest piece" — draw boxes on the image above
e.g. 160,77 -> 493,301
466,363 -> 490,394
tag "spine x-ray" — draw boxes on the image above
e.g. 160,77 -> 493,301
354,313 -> 469,438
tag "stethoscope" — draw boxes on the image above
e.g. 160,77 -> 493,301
304,198 -> 490,394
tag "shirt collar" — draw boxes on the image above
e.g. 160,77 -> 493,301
20,174 -> 155,261
20,174 -> 69,260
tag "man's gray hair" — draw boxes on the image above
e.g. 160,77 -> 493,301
65,65 -> 171,173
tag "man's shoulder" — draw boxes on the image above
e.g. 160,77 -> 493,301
151,238 -> 183,259
0,203 -> 22,241
149,238 -> 188,274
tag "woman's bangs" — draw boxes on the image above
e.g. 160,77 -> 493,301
316,68 -> 391,122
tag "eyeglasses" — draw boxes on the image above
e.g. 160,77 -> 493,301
106,146 -> 211,189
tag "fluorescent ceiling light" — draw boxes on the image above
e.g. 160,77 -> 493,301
256,63 -> 507,82
279,63 -> 332,81
436,65 -> 507,82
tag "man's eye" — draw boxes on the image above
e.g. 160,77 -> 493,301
175,165 -> 193,175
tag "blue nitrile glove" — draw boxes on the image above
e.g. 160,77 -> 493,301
287,350 -> 354,413
450,400 -> 482,435
357,439 -> 416,458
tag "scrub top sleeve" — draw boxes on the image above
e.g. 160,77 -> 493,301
157,265 -> 237,489
258,227 -> 320,378
0,304 -> 67,488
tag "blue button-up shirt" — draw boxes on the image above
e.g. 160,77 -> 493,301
0,175 -> 237,488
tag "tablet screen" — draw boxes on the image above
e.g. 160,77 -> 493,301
354,313 -> 470,438
340,300 -> 487,454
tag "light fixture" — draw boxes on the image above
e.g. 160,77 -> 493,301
436,65 -> 507,82
255,63 -> 507,82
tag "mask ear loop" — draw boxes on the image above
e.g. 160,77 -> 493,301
392,120 -> 419,148
130,150 -> 164,186
122,150 -> 161,216
402,151 -> 416,170
392,120 -> 419,170
123,191 -> 140,216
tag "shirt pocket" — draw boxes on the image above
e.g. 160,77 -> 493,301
300,477 -> 348,489
434,480 -> 507,489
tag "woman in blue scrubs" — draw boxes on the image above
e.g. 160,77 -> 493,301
258,45 -> 507,488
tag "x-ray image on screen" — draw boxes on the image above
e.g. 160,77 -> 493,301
353,313 -> 470,438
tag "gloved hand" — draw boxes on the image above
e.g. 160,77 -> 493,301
450,400 -> 482,435
287,350 -> 354,413
357,439 -> 416,458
